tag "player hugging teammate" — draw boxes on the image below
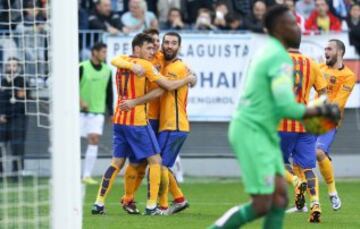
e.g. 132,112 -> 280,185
91,31 -> 196,215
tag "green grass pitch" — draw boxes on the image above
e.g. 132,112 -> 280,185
83,178 -> 360,229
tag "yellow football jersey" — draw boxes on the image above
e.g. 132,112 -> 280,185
319,63 -> 356,111
279,51 -> 327,133
148,51 -> 166,120
159,59 -> 190,132
111,55 -> 162,126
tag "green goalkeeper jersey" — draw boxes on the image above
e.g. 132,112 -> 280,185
232,37 -> 306,143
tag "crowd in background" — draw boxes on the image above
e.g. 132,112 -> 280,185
75,0 -> 360,33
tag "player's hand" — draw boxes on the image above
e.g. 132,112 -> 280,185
80,101 -> 88,112
119,99 -> 137,112
132,64 -> 145,76
0,115 -> 7,123
317,103 -> 341,123
188,74 -> 197,87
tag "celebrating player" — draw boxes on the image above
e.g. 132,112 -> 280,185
209,5 -> 340,229
91,33 -> 195,215
120,32 -> 191,214
278,43 -> 327,223
119,32 -> 192,214
316,39 -> 356,211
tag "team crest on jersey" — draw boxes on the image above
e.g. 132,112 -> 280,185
330,76 -> 336,84
152,66 -> 160,75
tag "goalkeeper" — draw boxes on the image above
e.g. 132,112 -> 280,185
209,5 -> 340,229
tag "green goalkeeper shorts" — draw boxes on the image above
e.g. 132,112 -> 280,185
228,120 -> 285,194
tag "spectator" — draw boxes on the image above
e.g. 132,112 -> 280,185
157,0 -> 181,23
160,8 -> 189,30
346,3 -> 360,54
213,2 -> 245,30
88,0 -> 124,34
225,14 -> 245,30
232,0 -> 252,16
265,0 -> 285,6
16,1 -> 48,78
79,4 -> 89,30
328,0 -> 349,19
193,8 -> 217,30
0,57 -> 27,175
121,0 -> 158,33
296,0 -> 315,19
0,0 -> 21,30
285,0 -> 306,31
183,0 -> 213,24
213,2 -> 230,29
79,42 -> 113,185
305,0 -> 342,32
243,0 -> 266,33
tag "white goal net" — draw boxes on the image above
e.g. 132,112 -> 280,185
0,0 -> 81,228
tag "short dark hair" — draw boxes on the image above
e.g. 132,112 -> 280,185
132,33 -> 154,50
7,56 -> 20,63
263,4 -> 290,34
163,32 -> 182,46
169,7 -> 181,15
143,28 -> 159,36
329,39 -> 346,56
91,42 -> 107,52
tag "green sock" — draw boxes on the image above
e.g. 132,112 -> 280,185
208,202 -> 257,229
263,206 -> 285,229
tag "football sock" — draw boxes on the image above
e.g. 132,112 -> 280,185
83,145 -> 98,178
146,164 -> 161,209
303,169 -> 319,202
159,166 -> 170,209
293,164 -> 305,181
123,164 -> 138,203
318,156 -> 337,195
134,161 -> 147,192
169,170 -> 184,200
209,202 -> 257,229
263,206 -> 285,229
95,163 -> 120,206
284,169 -> 298,187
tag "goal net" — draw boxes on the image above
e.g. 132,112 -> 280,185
0,0 -> 81,228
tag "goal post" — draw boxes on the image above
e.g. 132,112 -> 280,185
50,0 -> 82,228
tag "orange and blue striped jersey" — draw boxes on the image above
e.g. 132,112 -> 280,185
279,51 -> 327,133
112,55 -> 162,126
319,63 -> 356,111
159,59 -> 190,132
148,51 -> 166,120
